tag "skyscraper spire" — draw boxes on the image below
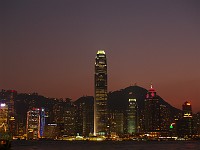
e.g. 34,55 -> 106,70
150,81 -> 153,89
94,50 -> 108,136
144,84 -> 160,132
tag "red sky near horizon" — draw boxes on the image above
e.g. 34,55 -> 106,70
1,0 -> 200,112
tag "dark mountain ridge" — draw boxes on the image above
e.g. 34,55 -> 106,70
108,85 -> 181,116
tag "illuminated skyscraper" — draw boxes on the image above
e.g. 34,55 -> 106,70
26,108 -> 40,140
177,101 -> 193,138
94,50 -> 108,136
0,103 -> 8,132
26,108 -> 46,139
0,90 -> 17,136
40,108 -> 45,137
182,101 -> 192,118
144,84 -> 160,132
8,91 -> 16,137
126,92 -> 138,135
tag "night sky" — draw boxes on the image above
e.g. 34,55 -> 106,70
1,1 -> 200,112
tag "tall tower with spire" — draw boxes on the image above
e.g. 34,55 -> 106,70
144,84 -> 160,132
94,50 -> 108,136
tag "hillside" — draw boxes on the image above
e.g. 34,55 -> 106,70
108,85 -> 181,116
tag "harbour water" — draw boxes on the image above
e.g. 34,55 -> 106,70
11,140 -> 200,150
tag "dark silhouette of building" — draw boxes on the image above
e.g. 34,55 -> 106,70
193,112 -> 200,137
74,96 -> 94,136
52,99 -> 64,137
63,100 -> 76,136
52,99 -> 77,137
94,50 -> 108,136
110,110 -> 124,136
160,105 -> 170,131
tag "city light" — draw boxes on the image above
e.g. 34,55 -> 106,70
0,103 -> 6,107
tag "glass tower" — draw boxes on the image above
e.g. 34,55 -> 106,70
94,50 -> 108,136
127,93 -> 138,135
177,101 -> 193,138
144,84 -> 160,132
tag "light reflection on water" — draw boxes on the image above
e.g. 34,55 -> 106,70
11,140 -> 200,150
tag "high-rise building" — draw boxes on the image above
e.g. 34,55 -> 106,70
53,99 -> 64,124
26,108 -> 40,140
0,103 -> 8,133
126,92 -> 138,135
26,107 -> 46,139
75,96 -> 94,136
94,50 -> 108,136
63,100 -> 76,136
52,99 -> 65,137
0,90 -> 17,136
40,108 -> 45,138
159,104 -> 171,136
182,101 -> 193,118
110,110 -> 124,136
159,105 -> 170,132
177,101 -> 193,138
43,124 -> 59,139
193,112 -> 200,136
144,84 -> 160,133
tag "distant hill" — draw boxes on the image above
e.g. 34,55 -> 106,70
108,85 -> 181,116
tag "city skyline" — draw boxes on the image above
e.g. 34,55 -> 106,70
1,1 -> 200,112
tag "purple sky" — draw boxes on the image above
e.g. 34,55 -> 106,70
1,0 -> 200,112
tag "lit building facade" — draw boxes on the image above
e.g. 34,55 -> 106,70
94,50 -> 108,136
40,108 -> 45,137
177,101 -> 193,138
182,101 -> 193,118
144,85 -> 160,133
0,90 -> 17,136
26,108 -> 40,139
52,99 -> 65,137
26,108 -> 46,139
44,124 -> 59,139
0,103 -> 9,132
126,92 -> 138,135
53,99 -> 64,124
7,90 -> 17,136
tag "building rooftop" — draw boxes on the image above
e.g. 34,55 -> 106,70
97,50 -> 105,55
